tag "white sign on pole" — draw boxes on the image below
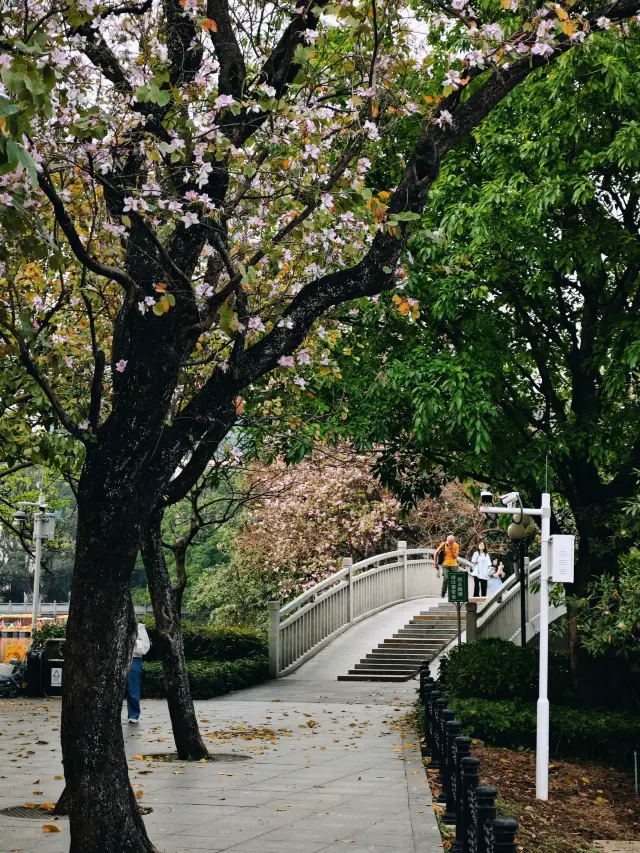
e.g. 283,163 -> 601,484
550,535 -> 575,583
51,667 -> 63,688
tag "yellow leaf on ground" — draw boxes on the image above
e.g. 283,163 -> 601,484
40,804 -> 56,810
53,776 -> 63,780
133,755 -> 144,760
135,790 -> 144,799
42,825 -> 61,833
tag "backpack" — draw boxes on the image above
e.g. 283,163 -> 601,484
438,547 -> 445,565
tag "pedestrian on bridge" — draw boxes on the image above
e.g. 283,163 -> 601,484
434,534 -> 460,598
470,541 -> 491,598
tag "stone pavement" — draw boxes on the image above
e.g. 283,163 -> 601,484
0,601 -> 442,853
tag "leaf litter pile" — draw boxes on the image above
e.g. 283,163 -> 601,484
429,744 -> 639,853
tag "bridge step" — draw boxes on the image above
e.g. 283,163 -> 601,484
337,673 -> 414,682
338,602 -> 462,683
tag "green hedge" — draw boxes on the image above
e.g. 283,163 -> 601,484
438,638 -> 572,703
448,696 -> 640,768
143,620 -> 267,662
142,657 -> 269,700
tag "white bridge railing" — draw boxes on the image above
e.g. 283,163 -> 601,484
474,556 -> 566,643
268,541 -> 472,677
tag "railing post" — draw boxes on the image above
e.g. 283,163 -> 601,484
491,818 -> 519,853
398,540 -> 407,600
426,689 -> 442,764
460,756 -> 480,853
452,736 -> 472,853
443,718 -> 463,823
466,601 -> 477,642
475,786 -> 497,853
343,557 -> 353,622
431,696 -> 447,769
268,600 -> 281,679
437,709 -> 456,803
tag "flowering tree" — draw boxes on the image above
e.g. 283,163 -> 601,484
1,0 -> 639,849
190,460 -> 485,626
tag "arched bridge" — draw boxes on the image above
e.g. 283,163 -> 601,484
268,543 -> 565,680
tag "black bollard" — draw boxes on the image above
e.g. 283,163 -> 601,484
421,678 -> 436,756
491,818 -> 519,853
460,756 -> 480,853
475,786 -> 497,853
443,719 -> 463,824
430,694 -> 448,770
452,736 -> 472,853
437,709 -> 456,803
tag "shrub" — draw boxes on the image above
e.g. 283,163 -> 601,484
142,620 -> 267,662
30,622 -> 67,652
142,657 -> 268,700
438,638 -> 572,703
448,697 -> 640,768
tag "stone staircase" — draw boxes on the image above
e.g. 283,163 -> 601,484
337,603 -> 464,682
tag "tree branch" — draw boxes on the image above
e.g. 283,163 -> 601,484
39,172 -> 136,292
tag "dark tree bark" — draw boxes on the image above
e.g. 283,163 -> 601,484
62,465 -> 159,853
141,511 -> 209,761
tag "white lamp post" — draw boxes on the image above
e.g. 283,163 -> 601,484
13,494 -> 56,631
479,490 -> 552,800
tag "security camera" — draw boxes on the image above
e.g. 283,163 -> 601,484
500,491 -> 520,507
480,490 -> 493,505
12,509 -> 28,525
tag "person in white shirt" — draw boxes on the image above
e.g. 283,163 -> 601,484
470,541 -> 491,598
126,623 -> 150,724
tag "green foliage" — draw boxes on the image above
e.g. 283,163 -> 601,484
142,657 -> 268,701
438,638 -> 572,703
449,696 -> 640,769
142,619 -> 267,662
30,620 -> 66,651
569,548 -> 640,657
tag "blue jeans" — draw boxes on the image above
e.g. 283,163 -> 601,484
127,657 -> 143,720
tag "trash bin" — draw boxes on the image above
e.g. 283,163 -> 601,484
44,658 -> 64,697
43,638 -> 65,698
26,649 -> 44,697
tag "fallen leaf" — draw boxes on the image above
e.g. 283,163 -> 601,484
135,790 -> 144,799
580,776 -> 590,783
133,754 -> 144,760
42,825 -> 61,833
40,804 -> 56,810
343,841 -> 355,844
53,776 -> 63,780
23,804 -> 37,809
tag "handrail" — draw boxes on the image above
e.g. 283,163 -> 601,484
476,556 -> 541,631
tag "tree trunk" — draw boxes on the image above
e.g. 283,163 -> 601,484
141,512 -> 209,761
172,544 -> 188,619
566,509 -> 620,705
61,466 -> 158,853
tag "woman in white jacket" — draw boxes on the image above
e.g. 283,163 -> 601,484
470,541 -> 491,598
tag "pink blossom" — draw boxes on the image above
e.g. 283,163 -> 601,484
278,356 -> 295,368
115,359 -> 128,373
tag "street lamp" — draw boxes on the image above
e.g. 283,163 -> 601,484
13,493 -> 56,631
478,489 -> 552,801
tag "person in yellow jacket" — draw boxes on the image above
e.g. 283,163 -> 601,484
434,534 -> 460,598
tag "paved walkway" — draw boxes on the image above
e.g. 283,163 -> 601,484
0,601 -> 442,853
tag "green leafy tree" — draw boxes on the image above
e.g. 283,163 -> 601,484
268,33 -> 640,696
